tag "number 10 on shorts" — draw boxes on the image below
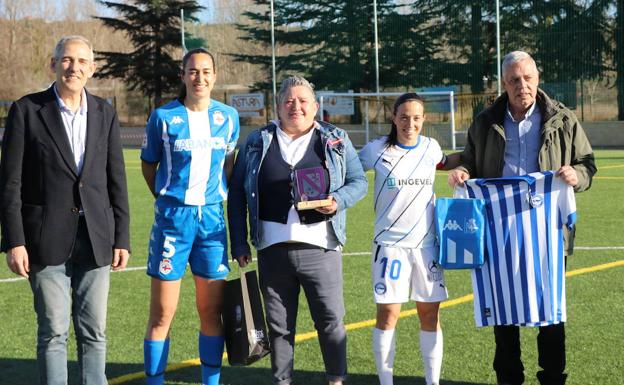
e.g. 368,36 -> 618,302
380,257 -> 401,280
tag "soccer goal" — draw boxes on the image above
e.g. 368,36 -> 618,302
317,91 -> 459,150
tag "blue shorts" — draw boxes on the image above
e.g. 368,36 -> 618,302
147,202 -> 229,281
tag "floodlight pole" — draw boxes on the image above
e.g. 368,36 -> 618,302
373,0 -> 380,94
496,0 -> 501,96
270,0 -> 278,119
181,9 -> 187,53
373,0 -> 381,134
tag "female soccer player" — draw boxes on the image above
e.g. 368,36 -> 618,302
140,48 -> 239,385
359,93 -> 458,385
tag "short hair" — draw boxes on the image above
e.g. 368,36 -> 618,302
277,76 -> 315,105
53,35 -> 94,62
181,48 -> 216,72
502,50 -> 537,79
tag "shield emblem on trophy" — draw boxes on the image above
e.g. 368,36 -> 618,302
294,166 -> 332,210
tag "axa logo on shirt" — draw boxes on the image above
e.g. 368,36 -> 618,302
170,116 -> 185,125
386,177 -> 433,189
174,137 -> 227,151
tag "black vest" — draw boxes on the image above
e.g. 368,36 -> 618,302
258,130 -> 329,224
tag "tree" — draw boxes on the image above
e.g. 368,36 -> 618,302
94,0 -> 204,108
616,0 -> 624,119
419,1 -> 498,94
233,0 -> 445,93
516,1 -> 610,84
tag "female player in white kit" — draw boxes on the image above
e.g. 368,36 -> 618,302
359,93 -> 458,385
140,48 -> 239,385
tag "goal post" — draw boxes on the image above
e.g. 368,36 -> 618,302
317,91 -> 458,150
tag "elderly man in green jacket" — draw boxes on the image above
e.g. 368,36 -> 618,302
448,51 -> 596,385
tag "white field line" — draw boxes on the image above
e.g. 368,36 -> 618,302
1,246 -> 623,283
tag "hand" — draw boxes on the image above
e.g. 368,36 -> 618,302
448,169 -> 470,188
112,248 -> 129,271
236,254 -> 252,268
6,246 -> 29,278
315,195 -> 337,215
556,165 -> 578,187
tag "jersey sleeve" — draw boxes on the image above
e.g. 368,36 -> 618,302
429,138 -> 446,169
227,108 -> 240,154
557,178 -> 577,229
431,138 -> 444,163
141,110 -> 163,163
358,140 -> 376,171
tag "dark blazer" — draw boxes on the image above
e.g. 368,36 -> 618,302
0,85 -> 130,266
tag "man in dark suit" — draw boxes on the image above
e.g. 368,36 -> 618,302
0,35 -> 130,385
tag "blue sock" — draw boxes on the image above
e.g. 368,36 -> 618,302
144,339 -> 170,385
199,333 -> 224,385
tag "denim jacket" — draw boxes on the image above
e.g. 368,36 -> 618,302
227,121 -> 368,258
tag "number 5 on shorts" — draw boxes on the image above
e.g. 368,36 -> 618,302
162,236 -> 177,258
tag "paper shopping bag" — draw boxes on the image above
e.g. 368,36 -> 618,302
223,269 -> 271,366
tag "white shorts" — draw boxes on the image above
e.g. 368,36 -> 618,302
371,243 -> 448,304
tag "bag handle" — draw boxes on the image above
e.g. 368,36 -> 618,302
238,265 -> 257,345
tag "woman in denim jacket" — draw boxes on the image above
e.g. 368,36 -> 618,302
228,76 -> 367,385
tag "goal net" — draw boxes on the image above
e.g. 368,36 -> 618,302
317,91 -> 459,150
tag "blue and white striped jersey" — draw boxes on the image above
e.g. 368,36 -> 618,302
457,171 -> 576,327
141,99 -> 239,206
359,136 -> 443,248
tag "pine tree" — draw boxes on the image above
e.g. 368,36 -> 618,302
94,0 -> 204,108
614,0 -> 624,119
233,0 -> 445,93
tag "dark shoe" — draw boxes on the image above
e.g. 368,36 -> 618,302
537,371 -> 567,385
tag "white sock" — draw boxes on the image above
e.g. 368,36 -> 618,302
420,329 -> 443,385
372,328 -> 396,385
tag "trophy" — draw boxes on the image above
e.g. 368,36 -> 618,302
294,166 -> 332,210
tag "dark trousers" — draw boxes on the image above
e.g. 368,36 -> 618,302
258,242 -> 347,385
493,323 -> 567,385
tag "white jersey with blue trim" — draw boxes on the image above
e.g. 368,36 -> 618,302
456,171 -> 576,327
141,99 -> 240,206
359,136 -> 443,248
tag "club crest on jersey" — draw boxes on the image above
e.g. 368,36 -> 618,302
529,194 -> 543,208
213,111 -> 225,125
159,258 -> 173,275
374,282 -> 387,295
170,116 -> 184,125
465,218 -> 479,233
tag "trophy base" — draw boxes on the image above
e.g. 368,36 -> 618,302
296,198 -> 333,210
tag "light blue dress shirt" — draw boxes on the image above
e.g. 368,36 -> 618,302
54,84 -> 88,173
502,102 -> 541,177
